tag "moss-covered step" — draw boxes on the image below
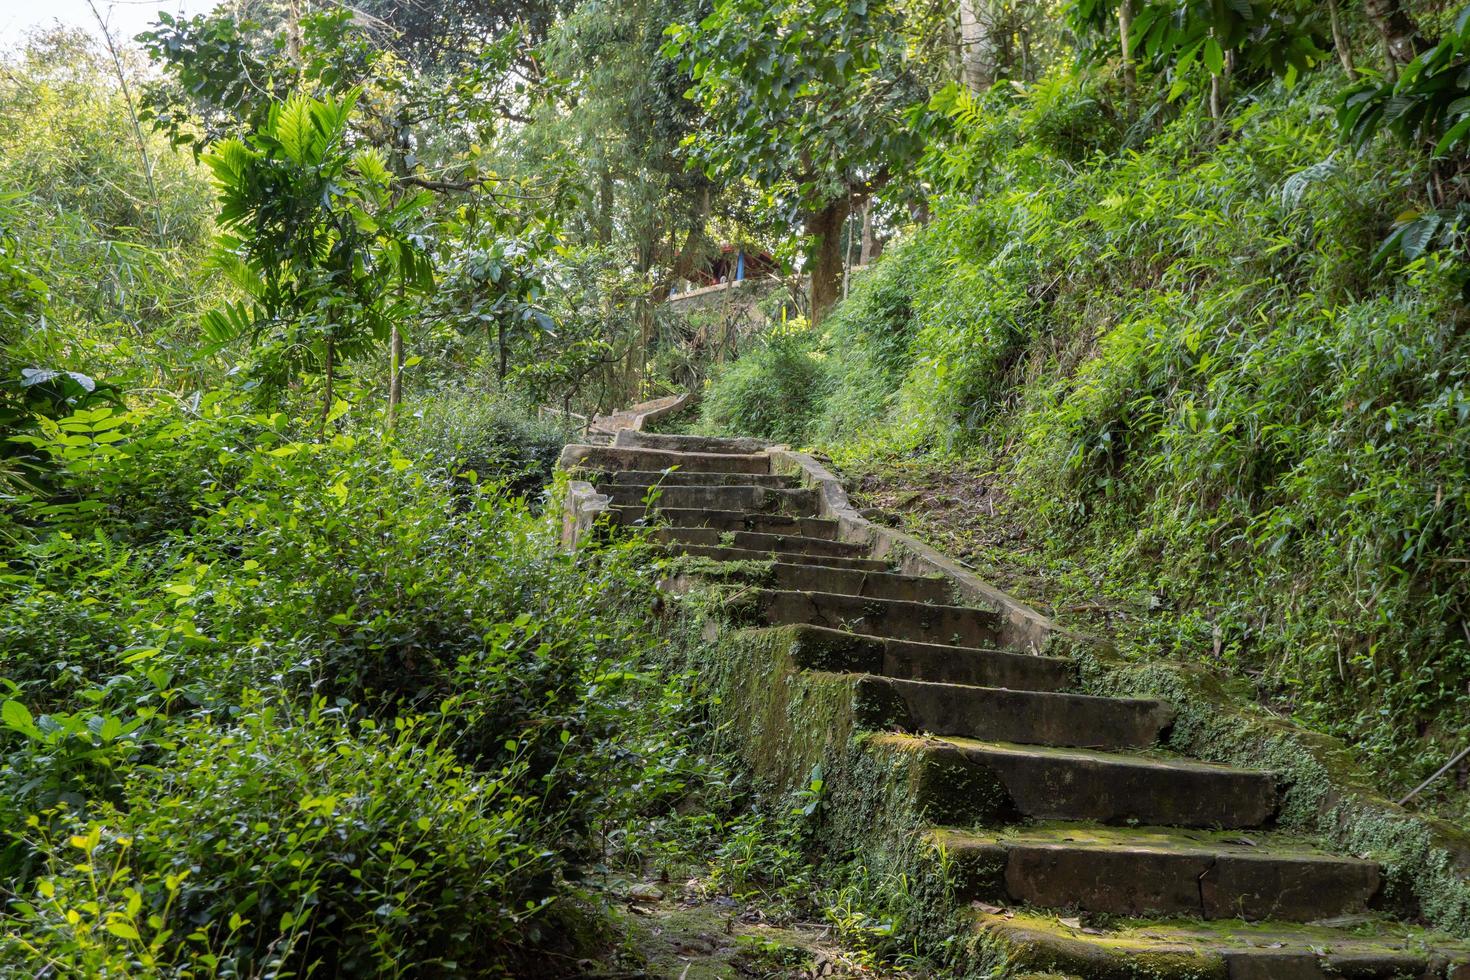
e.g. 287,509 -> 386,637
599,483 -> 819,515
658,544 -> 892,572
652,527 -> 869,560
665,559 -> 954,603
862,676 -> 1174,748
783,624 -> 1076,691
882,734 -> 1278,828
585,468 -> 801,489
561,444 -> 772,474
962,908 -> 1470,979
732,589 -> 1002,647
608,505 -> 841,539
933,823 -> 1381,922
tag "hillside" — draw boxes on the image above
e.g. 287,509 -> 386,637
5,0 -> 1470,975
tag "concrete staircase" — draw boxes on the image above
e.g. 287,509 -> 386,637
559,431 -> 1470,979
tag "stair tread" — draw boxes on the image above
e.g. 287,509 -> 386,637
931,821 -> 1373,864
883,675 -> 1162,707
658,544 -> 892,572
936,734 -> 1265,775
968,908 -> 1470,975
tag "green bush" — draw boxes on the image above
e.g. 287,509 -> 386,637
3,701 -> 553,977
400,387 -> 571,498
698,326 -> 826,444
0,396 -> 672,973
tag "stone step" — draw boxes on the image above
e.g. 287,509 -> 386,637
563,444 -> 771,475
654,528 -> 868,561
667,561 -> 952,603
660,544 -> 893,573
882,733 -> 1277,829
860,676 -> 1174,749
781,625 -> 1075,692
592,469 -> 801,489
609,505 -> 842,540
965,908 -> 1470,979
746,589 -> 1002,647
602,484 -> 819,516
614,430 -> 771,455
934,824 -> 1380,922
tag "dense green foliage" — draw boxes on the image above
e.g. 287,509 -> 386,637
6,0 -> 1470,970
0,395 -> 670,973
703,64 -> 1470,814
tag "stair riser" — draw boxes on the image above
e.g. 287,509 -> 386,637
566,445 -> 771,474
593,470 -> 800,489
861,677 -> 1173,750
948,843 -> 1380,923
614,431 -> 771,455
783,624 -> 1075,692
927,741 -> 1278,829
610,506 -> 841,539
754,591 -> 1002,648
660,544 -> 892,573
655,528 -> 867,560
604,485 -> 819,516
880,643 -> 1075,691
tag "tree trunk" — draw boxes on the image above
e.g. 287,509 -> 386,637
806,196 -> 850,327
1118,0 -> 1136,98
496,321 -> 508,387
958,0 -> 993,94
1364,0 -> 1426,67
595,167 -> 614,246
387,323 -> 403,434
1327,0 -> 1356,77
860,201 -> 878,265
320,339 -> 334,441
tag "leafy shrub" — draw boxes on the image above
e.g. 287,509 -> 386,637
0,398 -> 671,972
400,387 -> 571,497
3,700 -> 556,977
698,326 -> 826,444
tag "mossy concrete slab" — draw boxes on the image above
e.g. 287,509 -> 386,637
654,527 -> 869,559
772,621 -> 1071,693
609,505 -> 842,539
602,483 -> 820,515
867,676 -> 1174,749
591,468 -> 800,488
965,909 -> 1470,979
741,589 -> 1002,647
613,430 -> 771,455
928,736 -> 1279,828
672,561 -> 953,604
659,543 -> 891,572
932,823 -> 1381,921
562,444 -> 772,474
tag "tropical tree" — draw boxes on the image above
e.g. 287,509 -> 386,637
666,0 -> 929,324
202,91 -> 433,432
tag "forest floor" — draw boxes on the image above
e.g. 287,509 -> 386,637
829,453 -> 1142,638
581,870 -> 914,979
